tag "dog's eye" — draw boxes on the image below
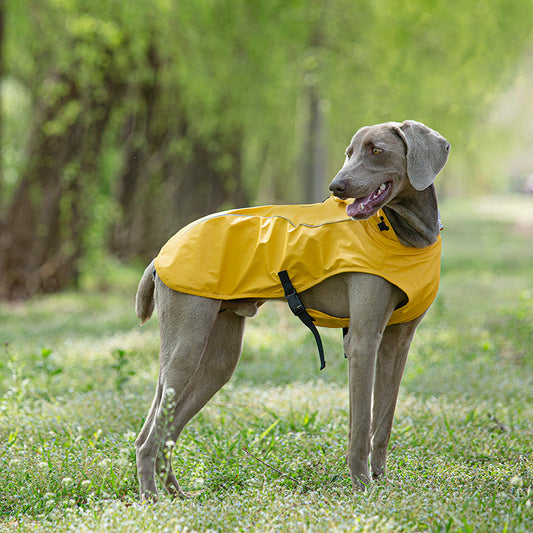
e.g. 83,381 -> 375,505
372,147 -> 383,155
345,146 -> 354,159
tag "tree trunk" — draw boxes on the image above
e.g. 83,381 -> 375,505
302,13 -> 328,204
304,84 -> 328,204
0,66 -> 120,299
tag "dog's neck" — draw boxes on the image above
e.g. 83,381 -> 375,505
383,185 -> 440,248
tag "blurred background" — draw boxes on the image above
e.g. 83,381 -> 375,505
1,0 -> 533,300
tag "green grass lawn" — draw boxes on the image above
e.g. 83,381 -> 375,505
0,195 -> 532,532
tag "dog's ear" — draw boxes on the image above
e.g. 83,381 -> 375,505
394,120 -> 451,191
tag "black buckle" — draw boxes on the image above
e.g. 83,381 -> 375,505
278,270 -> 326,370
285,290 -> 305,316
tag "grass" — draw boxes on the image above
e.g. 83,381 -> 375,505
0,194 -> 532,532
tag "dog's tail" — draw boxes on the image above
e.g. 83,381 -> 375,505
136,260 -> 156,325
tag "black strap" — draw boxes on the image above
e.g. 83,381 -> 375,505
278,270 -> 326,370
343,327 -> 349,358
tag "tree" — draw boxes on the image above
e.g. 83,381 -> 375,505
0,1 -> 127,297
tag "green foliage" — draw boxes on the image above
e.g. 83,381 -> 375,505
0,196 -> 532,531
111,349 -> 136,391
3,0 -> 533,202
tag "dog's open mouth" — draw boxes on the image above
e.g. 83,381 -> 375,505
346,182 -> 392,219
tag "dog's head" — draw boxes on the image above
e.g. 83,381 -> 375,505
329,120 -> 450,219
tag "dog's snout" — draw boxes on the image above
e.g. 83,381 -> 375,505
329,178 -> 348,197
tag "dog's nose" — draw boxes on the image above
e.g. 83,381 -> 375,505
329,178 -> 347,197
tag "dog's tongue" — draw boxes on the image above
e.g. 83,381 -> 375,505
346,183 -> 389,218
346,192 -> 375,217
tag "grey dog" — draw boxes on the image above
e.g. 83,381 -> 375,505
134,120 -> 450,501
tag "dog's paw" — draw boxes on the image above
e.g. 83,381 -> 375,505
350,471 -> 372,493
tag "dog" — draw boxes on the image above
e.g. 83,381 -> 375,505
134,120 -> 450,501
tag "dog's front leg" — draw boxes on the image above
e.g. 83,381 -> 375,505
370,317 -> 423,480
345,274 -> 403,491
345,337 -> 377,490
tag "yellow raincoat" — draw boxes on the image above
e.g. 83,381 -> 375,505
155,196 -> 441,327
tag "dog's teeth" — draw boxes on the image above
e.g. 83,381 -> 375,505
379,183 -> 386,191
359,203 -> 364,210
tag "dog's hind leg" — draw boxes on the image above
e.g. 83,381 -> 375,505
157,308 -> 245,496
370,316 -> 423,480
135,285 -> 221,502
135,370 -> 163,464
